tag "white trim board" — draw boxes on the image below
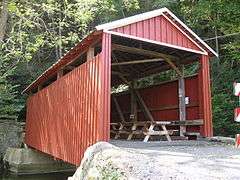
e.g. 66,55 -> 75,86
162,14 -> 207,55
163,9 -> 218,57
105,30 -> 207,55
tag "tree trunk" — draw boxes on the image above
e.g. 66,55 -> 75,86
0,0 -> 8,41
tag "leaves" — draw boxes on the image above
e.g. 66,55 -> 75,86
0,0 -> 239,136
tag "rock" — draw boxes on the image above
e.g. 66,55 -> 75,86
0,120 -> 24,157
68,141 -> 121,180
69,140 -> 240,180
206,136 -> 235,145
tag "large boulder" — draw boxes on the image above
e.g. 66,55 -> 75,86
69,140 -> 240,180
68,142 -> 126,180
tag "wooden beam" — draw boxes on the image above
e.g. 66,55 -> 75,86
137,58 -> 198,79
111,102 -> 199,116
87,47 -> 94,60
112,43 -> 177,60
113,72 -> 131,85
111,71 -> 129,76
112,58 -> 164,66
130,82 -> 138,121
112,96 -> 125,122
134,89 -> 154,122
112,43 -> 183,77
165,57 -> 183,77
64,65 -> 76,71
171,119 -> 203,126
178,65 -> 186,136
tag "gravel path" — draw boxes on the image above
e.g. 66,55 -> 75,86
109,140 -> 240,180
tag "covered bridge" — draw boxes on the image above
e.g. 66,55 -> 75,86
23,8 -> 217,165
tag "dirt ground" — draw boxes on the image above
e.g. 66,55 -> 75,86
109,140 -> 240,180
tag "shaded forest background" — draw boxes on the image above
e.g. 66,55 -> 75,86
0,0 -> 239,136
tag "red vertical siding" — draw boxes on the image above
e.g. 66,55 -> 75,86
25,51 -> 111,165
198,55 -> 213,137
111,15 -> 201,51
111,75 -> 200,131
101,32 -> 112,140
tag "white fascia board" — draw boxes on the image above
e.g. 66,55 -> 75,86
164,9 -> 218,57
105,30 -> 207,55
162,14 -> 208,55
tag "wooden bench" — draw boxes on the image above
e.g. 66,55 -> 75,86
169,119 -> 203,126
111,121 -> 173,142
111,119 -> 204,140
111,89 -> 175,142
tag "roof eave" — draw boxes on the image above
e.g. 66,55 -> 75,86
22,30 -> 102,94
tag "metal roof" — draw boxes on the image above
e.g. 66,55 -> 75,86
23,7 -> 218,94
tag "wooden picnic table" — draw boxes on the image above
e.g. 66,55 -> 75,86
111,120 -> 173,142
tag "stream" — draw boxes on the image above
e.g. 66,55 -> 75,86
0,171 -> 73,180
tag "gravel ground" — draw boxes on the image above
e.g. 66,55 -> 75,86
109,140 -> 240,180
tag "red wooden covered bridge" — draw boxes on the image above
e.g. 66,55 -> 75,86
23,8 -> 217,165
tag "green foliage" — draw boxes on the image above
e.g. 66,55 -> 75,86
212,92 -> 239,137
97,161 -> 124,180
0,76 -> 23,119
0,0 -> 239,136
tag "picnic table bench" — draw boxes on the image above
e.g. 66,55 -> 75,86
111,120 -> 173,142
111,88 -> 203,142
111,119 -> 204,141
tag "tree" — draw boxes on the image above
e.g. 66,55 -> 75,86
0,0 -> 8,41
0,0 -> 239,135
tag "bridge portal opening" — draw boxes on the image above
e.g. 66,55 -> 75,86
110,35 -> 203,142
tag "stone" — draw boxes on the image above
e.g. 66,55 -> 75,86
68,141 -> 116,180
3,147 -> 76,174
0,120 -> 24,157
207,136 -> 235,145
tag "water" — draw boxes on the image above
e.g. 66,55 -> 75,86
0,172 -> 74,180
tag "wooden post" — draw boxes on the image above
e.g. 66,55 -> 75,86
57,69 -> 63,79
87,47 -> 94,60
112,96 -> 125,122
134,90 -> 154,122
130,82 -> 137,121
178,66 -> 186,136
112,96 -> 125,139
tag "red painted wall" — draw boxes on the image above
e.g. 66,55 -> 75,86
111,15 -> 201,51
111,75 -> 201,133
25,33 -> 112,165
